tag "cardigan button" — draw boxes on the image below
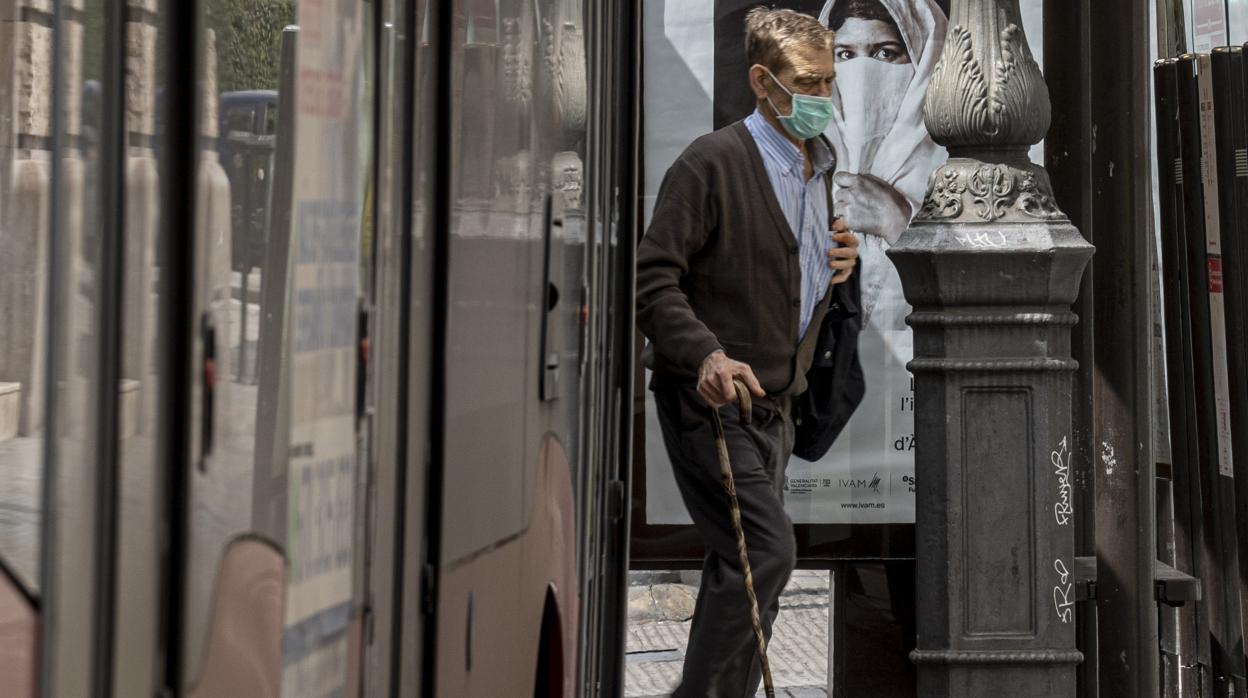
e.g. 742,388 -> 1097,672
792,299 -> 801,308
824,350 -> 833,360
789,245 -> 799,255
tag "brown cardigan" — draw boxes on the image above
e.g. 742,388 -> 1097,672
637,120 -> 837,396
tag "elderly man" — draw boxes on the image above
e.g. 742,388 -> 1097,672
637,7 -> 863,696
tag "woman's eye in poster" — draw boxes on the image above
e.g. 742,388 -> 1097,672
832,17 -> 912,64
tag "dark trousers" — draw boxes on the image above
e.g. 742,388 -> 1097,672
653,387 -> 798,698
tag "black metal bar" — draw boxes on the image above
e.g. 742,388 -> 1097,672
538,194 -> 557,401
599,0 -> 641,693
828,563 -> 848,698
576,1 -> 602,689
1088,0 -> 1160,684
156,0 -> 199,691
38,0 -> 66,694
1154,56 -> 1208,698
90,0 -> 130,692
420,0 -> 454,694
386,0 -> 418,693
1168,52 -> 1219,694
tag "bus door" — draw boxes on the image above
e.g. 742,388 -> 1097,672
176,2 -> 377,696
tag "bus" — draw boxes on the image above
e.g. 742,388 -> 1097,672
0,0 -> 636,695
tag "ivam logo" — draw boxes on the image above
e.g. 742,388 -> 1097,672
838,473 -> 883,494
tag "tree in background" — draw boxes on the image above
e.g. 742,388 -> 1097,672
206,0 -> 297,93
80,0 -> 295,93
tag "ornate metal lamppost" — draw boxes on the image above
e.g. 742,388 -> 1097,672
888,0 -> 1094,694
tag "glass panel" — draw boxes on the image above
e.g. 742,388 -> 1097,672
0,4 -> 52,600
440,0 -> 590,567
43,0 -> 108,694
0,3 -> 67,696
187,1 -> 374,693
112,1 -> 167,694
439,0 -> 530,564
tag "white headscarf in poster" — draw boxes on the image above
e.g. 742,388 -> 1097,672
818,0 -> 943,213
781,0 -> 947,524
818,0 -> 947,325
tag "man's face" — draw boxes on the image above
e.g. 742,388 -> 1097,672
833,17 -> 911,64
752,42 -> 836,110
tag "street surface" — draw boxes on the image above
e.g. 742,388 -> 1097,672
625,570 -> 831,698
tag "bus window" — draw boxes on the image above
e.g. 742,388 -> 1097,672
0,7 -> 58,600
111,4 -> 170,695
40,1 -> 109,695
183,1 -> 375,694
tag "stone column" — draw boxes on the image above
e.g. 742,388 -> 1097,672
58,0 -> 88,440
197,27 -> 233,387
887,0 -> 1093,695
0,0 -> 54,437
123,0 -> 161,438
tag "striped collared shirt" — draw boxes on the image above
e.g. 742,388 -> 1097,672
743,108 -> 836,340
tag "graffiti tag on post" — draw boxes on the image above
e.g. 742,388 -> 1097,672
1052,436 -> 1073,526
1052,558 -> 1074,623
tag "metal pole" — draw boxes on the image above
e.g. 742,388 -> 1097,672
238,267 -> 249,381
888,0 -> 1094,695
826,562 -> 847,698
1046,0 -> 1161,694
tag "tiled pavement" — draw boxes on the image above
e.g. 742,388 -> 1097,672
625,570 -> 831,698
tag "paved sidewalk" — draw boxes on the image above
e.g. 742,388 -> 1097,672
624,570 -> 830,698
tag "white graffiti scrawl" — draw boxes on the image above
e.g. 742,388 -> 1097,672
1053,558 -> 1074,623
1052,436 -> 1073,526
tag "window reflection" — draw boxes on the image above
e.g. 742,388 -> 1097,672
188,1 -> 373,694
0,2 -> 58,599
113,4 -> 167,694
0,0 -> 373,694
0,0 -> 612,693
43,0 -> 106,694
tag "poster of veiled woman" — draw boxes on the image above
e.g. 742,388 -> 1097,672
640,0 -> 1042,525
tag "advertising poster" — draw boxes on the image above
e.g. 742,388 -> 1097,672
1190,0 -> 1229,51
642,0 -> 1043,525
282,1 -> 367,694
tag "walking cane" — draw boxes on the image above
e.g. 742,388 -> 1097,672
711,378 -> 775,698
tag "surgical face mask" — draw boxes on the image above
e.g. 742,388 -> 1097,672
761,66 -> 836,141
831,57 -> 915,155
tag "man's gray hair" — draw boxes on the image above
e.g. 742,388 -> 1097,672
744,7 -> 834,73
